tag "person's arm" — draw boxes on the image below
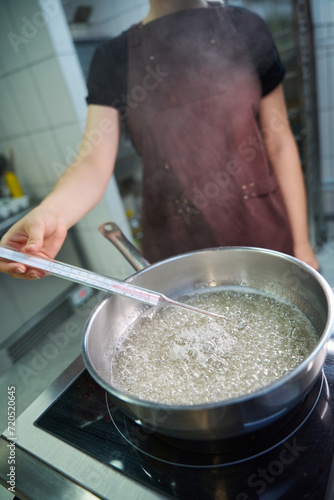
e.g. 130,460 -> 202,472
0,104 -> 120,279
259,84 -> 319,270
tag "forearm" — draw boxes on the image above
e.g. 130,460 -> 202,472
269,136 -> 310,250
0,105 -> 120,278
40,105 -> 120,229
259,85 -> 318,268
39,158 -> 113,229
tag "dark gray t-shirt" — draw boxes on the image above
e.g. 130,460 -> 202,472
86,6 -> 285,109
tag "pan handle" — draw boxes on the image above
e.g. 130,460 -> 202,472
98,222 -> 150,272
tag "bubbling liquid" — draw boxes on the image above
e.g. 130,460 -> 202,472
110,288 -> 319,405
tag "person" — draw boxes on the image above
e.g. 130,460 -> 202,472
0,0 -> 319,280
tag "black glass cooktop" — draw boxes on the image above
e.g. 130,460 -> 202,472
35,355 -> 334,500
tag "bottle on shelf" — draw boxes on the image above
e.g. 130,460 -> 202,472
126,209 -> 143,249
3,149 -> 24,198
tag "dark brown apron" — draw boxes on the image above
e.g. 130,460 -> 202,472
126,2 -> 294,262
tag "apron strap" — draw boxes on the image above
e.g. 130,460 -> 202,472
128,23 -> 142,47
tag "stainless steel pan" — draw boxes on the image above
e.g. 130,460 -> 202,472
82,222 -> 334,442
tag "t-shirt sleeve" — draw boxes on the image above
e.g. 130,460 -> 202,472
86,33 -> 128,108
229,7 -> 286,96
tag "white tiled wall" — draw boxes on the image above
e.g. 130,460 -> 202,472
0,0 -> 86,198
0,0 -> 133,277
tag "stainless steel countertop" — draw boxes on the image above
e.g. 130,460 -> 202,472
0,355 -> 166,500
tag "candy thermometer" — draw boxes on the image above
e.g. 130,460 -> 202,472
0,245 -> 225,320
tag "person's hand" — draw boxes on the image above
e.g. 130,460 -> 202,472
0,207 -> 67,280
293,242 -> 319,271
